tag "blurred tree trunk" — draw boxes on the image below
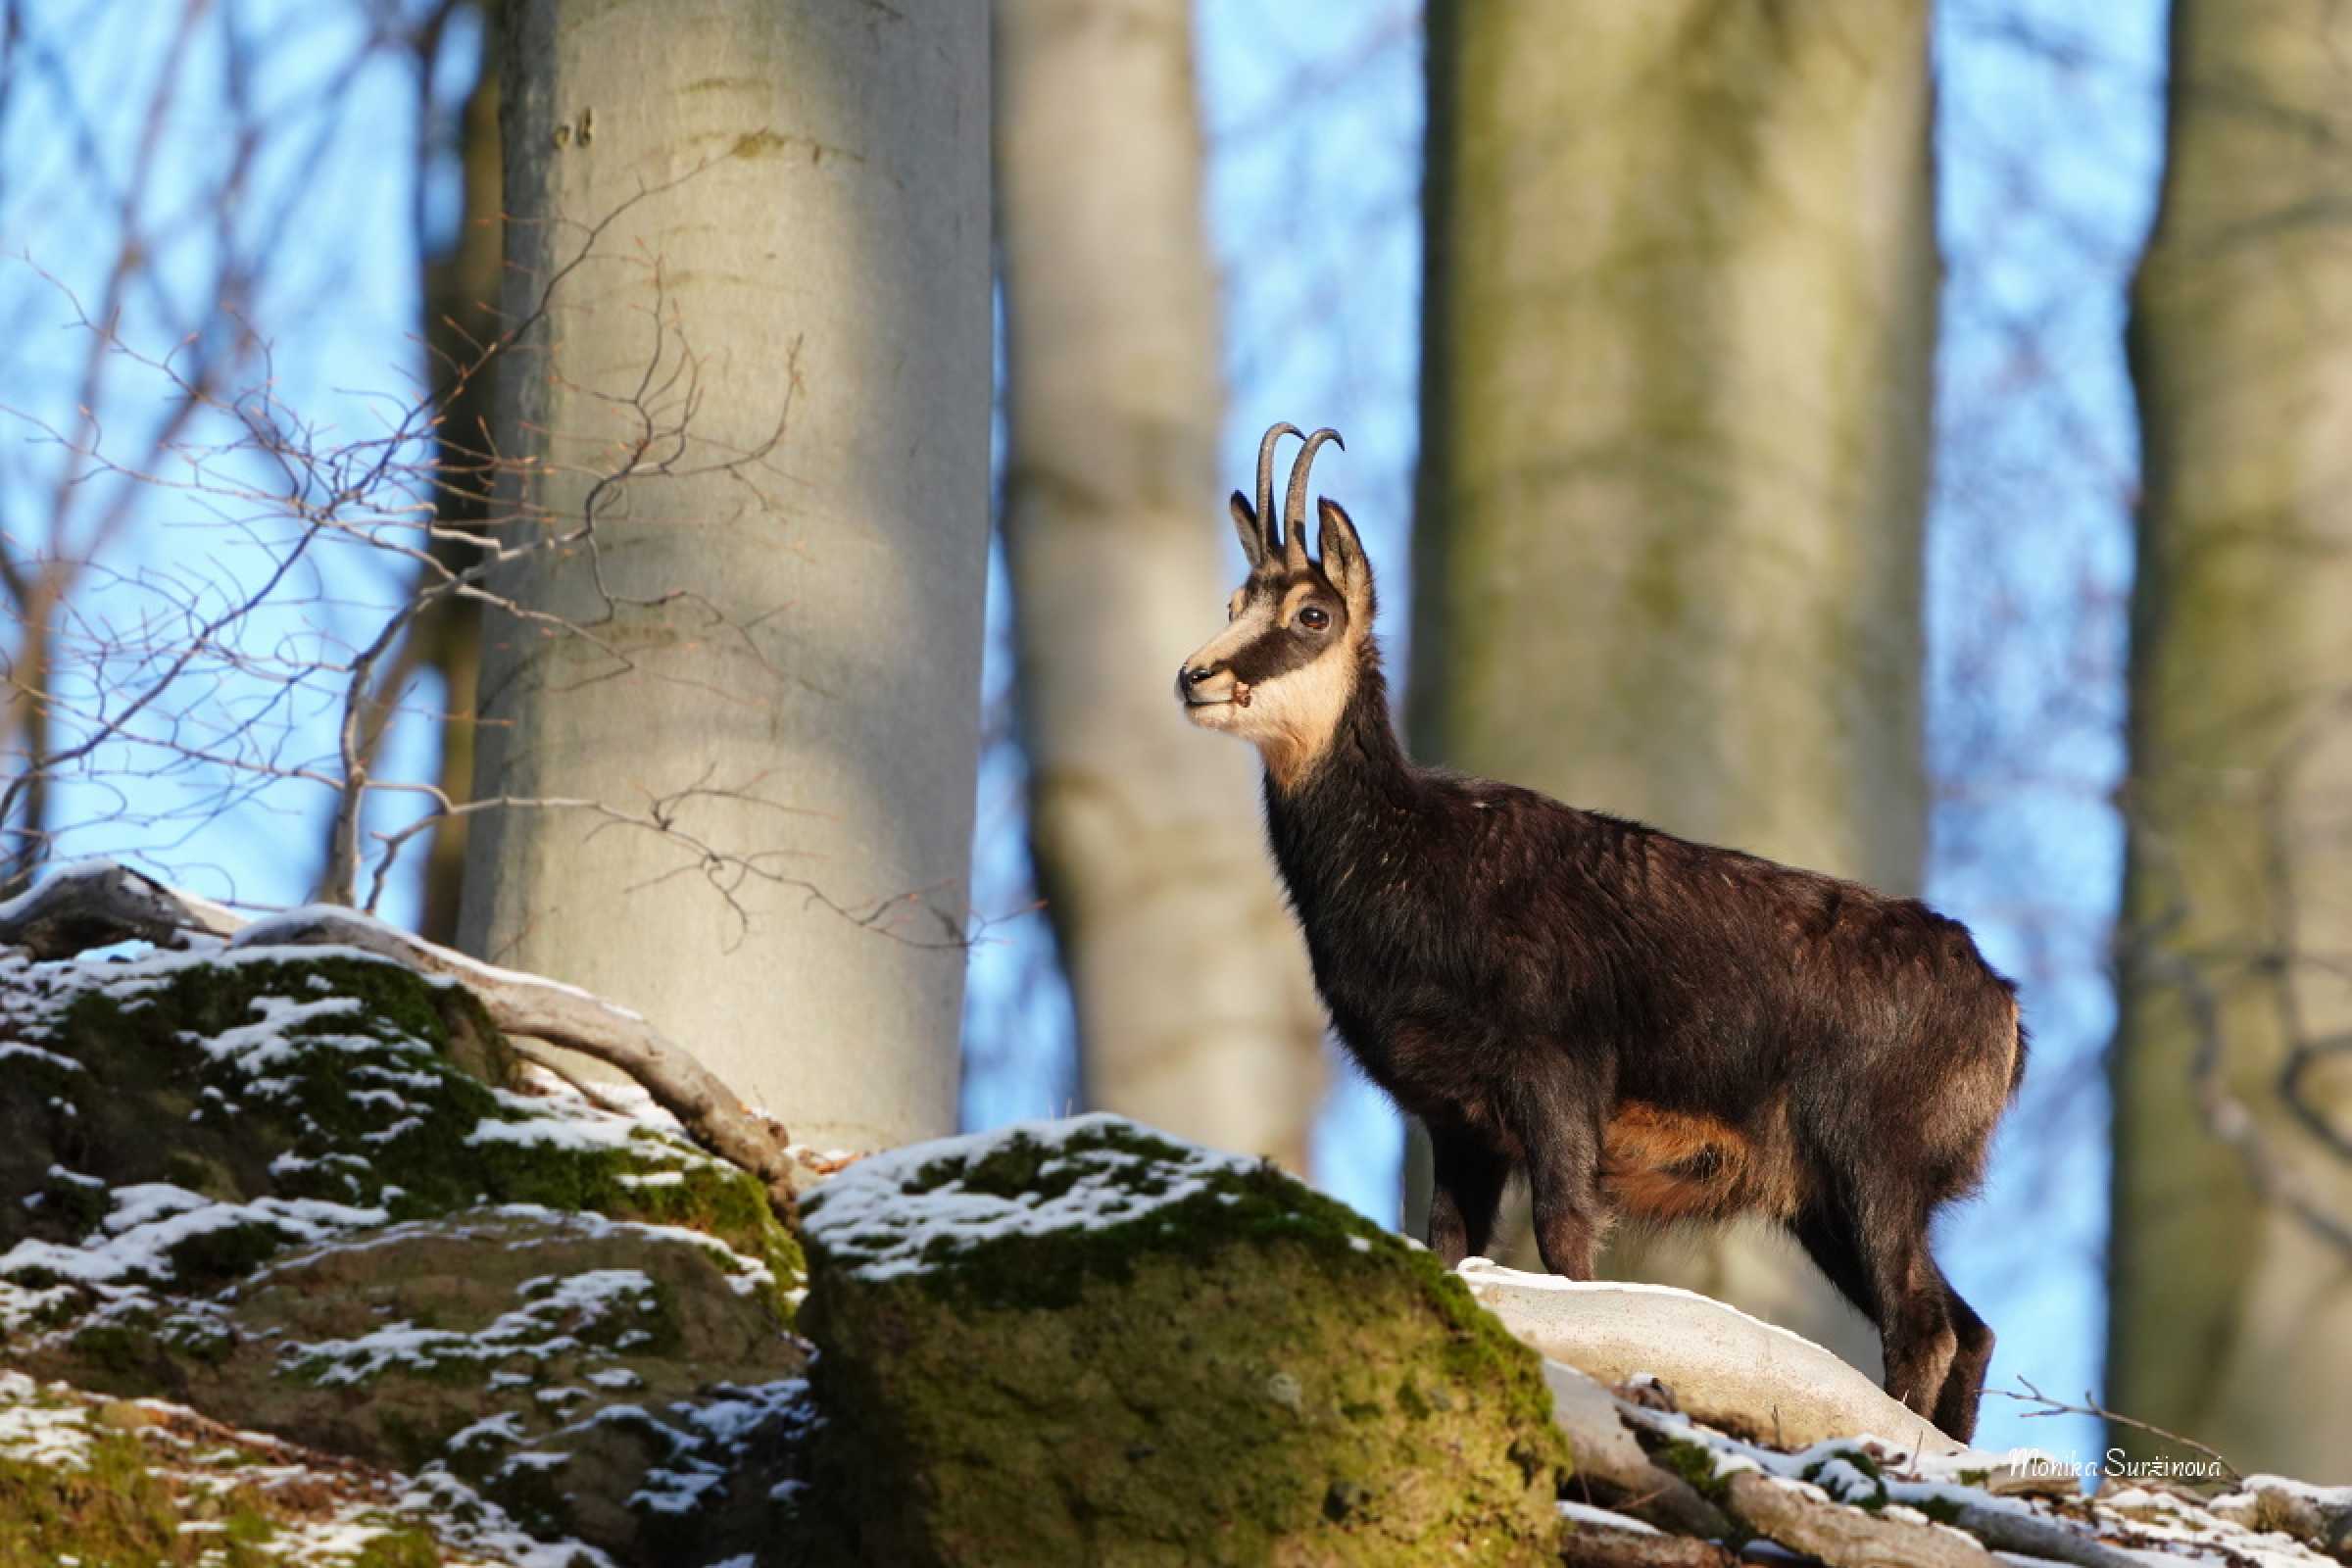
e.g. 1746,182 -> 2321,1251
2112,0 -> 2352,1476
412,4 -> 501,945
1413,2 -> 1936,1372
328,0 -> 501,937
993,0 -> 1326,1171
461,0 -> 992,1152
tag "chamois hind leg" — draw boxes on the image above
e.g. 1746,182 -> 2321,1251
1424,1125 -> 1510,1267
1932,1266 -> 1995,1443
1860,1214 -> 1959,1430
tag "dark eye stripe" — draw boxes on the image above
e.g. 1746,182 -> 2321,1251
1228,634 -> 1323,686
1226,603 -> 1347,685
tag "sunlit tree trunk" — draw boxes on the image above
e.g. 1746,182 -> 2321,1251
2112,0 -> 2352,1475
993,0 -> 1326,1171
461,0 -> 992,1152
1414,1 -> 1936,1371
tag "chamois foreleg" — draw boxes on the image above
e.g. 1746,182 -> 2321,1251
1517,1074 -> 1608,1281
1424,1125 -> 1510,1267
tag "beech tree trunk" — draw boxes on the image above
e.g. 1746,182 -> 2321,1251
2111,0 -> 2352,1477
1414,1 -> 1937,1371
461,0 -> 991,1153
993,0 -> 1327,1171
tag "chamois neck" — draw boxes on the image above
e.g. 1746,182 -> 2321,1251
1260,647 -> 1413,812
1256,648 -> 1423,938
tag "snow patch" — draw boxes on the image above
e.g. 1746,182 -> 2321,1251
1,1186 -> 390,1286
803,1113 -> 1260,1282
0,1042 -> 81,1073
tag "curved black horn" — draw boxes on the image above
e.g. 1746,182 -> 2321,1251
1254,421 -> 1303,557
1283,427 -> 1345,564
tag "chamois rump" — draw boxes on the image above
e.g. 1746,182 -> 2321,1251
1177,424 -> 2026,1442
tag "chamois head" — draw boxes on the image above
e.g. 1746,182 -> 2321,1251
1177,422 -> 1376,785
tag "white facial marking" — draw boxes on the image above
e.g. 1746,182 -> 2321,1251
1180,576 -> 1362,787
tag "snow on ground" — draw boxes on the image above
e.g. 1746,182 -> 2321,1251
802,1112 -> 1262,1283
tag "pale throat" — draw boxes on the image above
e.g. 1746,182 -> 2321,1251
1253,645 -> 1361,792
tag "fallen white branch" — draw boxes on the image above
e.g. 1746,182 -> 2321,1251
1461,1257 -> 1965,1457
0,860 -> 807,1221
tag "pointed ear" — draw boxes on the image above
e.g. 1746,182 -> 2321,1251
1230,490 -> 1267,567
1317,497 -> 1373,612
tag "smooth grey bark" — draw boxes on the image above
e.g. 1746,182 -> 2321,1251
993,0 -> 1326,1171
2112,0 -> 2352,1476
1414,1 -> 1937,1370
461,0 -> 991,1152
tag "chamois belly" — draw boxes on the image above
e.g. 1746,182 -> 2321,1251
1598,1100 -> 1804,1224
1319,946 -> 1806,1225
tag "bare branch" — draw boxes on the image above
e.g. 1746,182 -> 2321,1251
1990,1376 -> 2242,1483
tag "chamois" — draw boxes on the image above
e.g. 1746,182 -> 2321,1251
1177,423 -> 2026,1442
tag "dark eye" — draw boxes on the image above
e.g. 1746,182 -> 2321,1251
1298,606 -> 1330,632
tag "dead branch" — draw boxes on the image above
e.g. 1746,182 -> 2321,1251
1717,1470 -> 1998,1568
0,858 -> 241,954
1540,1361 -> 1730,1539
1991,1375 -> 2242,1483
1534,1353 -> 2344,1568
1937,1502 -> 2148,1568
1557,1520 -> 1730,1568
0,859 -> 808,1223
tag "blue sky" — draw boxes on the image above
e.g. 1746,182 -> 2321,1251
6,0 -> 2168,1463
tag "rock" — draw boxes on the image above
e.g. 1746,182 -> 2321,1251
0,1366 -> 609,1565
791,1113 -> 1570,1566
0,945 -> 811,1565
1456,1256 -> 1966,1456
2213,1477 -> 2352,1562
18,1208 -> 808,1560
0,945 -> 801,1296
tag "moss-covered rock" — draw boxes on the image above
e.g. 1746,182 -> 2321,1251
18,1208 -> 808,1562
0,945 -> 811,1565
0,946 -> 801,1301
793,1114 -> 1569,1566
0,1366 -> 605,1566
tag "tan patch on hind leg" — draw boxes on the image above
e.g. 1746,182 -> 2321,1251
1600,1102 -> 1798,1223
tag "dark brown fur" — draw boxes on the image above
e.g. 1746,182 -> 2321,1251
1182,484 -> 2025,1443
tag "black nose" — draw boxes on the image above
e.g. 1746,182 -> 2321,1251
1183,664 -> 1216,687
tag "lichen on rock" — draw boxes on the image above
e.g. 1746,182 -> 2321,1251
791,1113 -> 1569,1566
